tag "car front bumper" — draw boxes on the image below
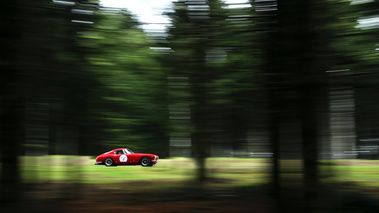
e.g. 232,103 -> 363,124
152,156 -> 159,164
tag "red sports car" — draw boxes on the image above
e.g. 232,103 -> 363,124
94,148 -> 159,167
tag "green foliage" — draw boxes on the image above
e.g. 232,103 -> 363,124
85,11 -> 169,155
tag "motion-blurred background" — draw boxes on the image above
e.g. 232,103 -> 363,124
1,0 -> 379,212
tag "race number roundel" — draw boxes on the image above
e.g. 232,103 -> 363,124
119,154 -> 128,162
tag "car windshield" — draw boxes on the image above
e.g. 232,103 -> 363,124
124,149 -> 134,154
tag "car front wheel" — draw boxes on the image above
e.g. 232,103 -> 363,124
140,157 -> 152,167
104,157 -> 114,167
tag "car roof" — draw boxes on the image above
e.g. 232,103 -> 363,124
113,148 -> 127,151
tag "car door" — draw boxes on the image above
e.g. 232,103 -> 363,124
115,149 -> 138,165
123,149 -> 139,165
114,150 -> 129,165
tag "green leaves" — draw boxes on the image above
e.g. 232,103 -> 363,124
85,10 -> 169,153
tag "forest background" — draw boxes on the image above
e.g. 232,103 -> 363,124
2,0 -> 379,212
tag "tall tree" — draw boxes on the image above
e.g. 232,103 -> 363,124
0,0 -> 26,203
167,0 -> 229,181
209,1 -> 263,155
85,9 -> 169,156
257,0 -> 357,211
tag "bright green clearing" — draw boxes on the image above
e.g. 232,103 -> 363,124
18,156 -> 379,190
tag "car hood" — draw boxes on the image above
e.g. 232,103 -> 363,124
133,153 -> 157,156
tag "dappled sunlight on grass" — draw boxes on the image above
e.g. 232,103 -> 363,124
322,163 -> 379,192
20,156 -> 270,188
19,156 -> 379,194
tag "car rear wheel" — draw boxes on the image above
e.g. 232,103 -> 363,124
140,157 -> 152,167
104,157 -> 114,167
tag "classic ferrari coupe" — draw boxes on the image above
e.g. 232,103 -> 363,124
94,148 -> 159,167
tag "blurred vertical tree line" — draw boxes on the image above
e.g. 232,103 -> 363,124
0,0 -> 170,201
1,0 -> 379,208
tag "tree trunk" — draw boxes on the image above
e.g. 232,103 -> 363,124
295,0 -> 320,205
48,102 -> 57,155
0,98 -> 24,203
301,87 -> 319,201
268,90 -> 281,212
192,92 -> 209,182
0,0 -> 24,204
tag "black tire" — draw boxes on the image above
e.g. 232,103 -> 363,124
104,157 -> 114,167
140,157 -> 152,167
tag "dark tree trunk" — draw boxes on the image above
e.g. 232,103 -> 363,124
0,0 -> 24,203
0,99 -> 24,203
48,102 -> 57,155
261,0 -> 286,208
191,82 -> 209,182
268,91 -> 281,199
296,0 -> 320,209
301,87 -> 319,200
